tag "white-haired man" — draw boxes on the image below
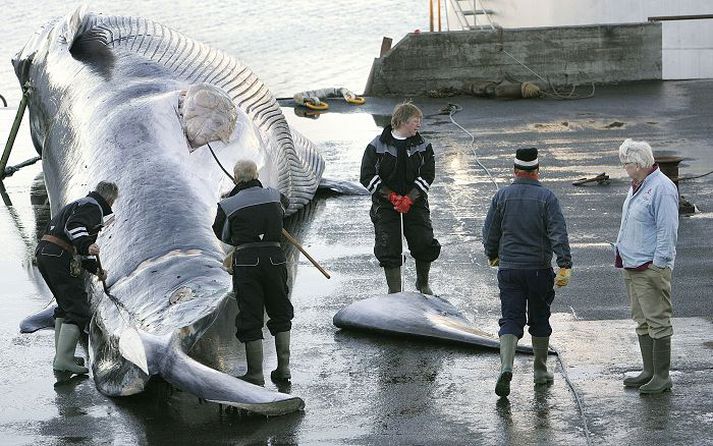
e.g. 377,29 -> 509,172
212,160 -> 292,386
615,138 -> 679,394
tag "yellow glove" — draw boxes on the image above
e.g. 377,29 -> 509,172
488,257 -> 499,267
555,267 -> 571,287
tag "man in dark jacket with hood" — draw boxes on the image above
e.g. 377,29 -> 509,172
360,102 -> 441,295
35,181 -> 118,381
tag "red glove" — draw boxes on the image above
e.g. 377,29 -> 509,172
395,195 -> 414,213
387,192 -> 402,207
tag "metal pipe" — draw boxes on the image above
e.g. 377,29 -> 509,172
429,0 -> 434,32
1,86 -> 30,180
437,0 -> 442,32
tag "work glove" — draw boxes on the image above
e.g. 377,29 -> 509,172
394,195 -> 414,214
555,267 -> 571,287
488,257 -> 499,267
96,269 -> 108,282
387,191 -> 403,207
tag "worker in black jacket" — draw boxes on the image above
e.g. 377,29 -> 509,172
212,159 -> 292,386
35,181 -> 118,380
360,102 -> 441,294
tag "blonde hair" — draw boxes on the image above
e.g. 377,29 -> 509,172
619,138 -> 655,168
390,102 -> 423,129
233,159 -> 258,184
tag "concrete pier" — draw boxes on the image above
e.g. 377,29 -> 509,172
365,23 -> 662,96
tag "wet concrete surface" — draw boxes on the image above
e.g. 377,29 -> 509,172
2,80 -> 713,445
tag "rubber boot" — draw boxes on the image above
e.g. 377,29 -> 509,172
624,334 -> 654,388
270,331 -> 291,383
639,336 -> 672,394
532,336 -> 554,384
53,323 -> 89,375
415,260 -> 433,295
54,318 -> 85,367
495,334 -> 518,397
238,340 -> 264,386
384,267 -> 401,294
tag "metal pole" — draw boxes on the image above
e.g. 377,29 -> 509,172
429,0 -> 434,32
437,0 -> 442,32
1,86 -> 30,180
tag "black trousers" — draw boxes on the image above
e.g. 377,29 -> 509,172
497,268 -> 556,338
35,241 -> 91,330
232,246 -> 293,342
370,198 -> 441,268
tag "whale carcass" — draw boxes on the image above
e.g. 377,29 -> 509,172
334,292 -> 536,354
13,6 -> 324,415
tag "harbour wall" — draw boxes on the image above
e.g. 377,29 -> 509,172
364,23 -> 661,96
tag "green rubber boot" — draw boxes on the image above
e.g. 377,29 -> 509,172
385,267 -> 401,294
495,334 -> 518,397
238,340 -> 265,386
532,336 -> 555,384
53,323 -> 89,376
624,334 -> 654,388
639,336 -> 673,394
54,318 -> 85,367
270,331 -> 291,383
415,260 -> 433,295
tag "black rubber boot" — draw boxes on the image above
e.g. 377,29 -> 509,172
415,260 -> 433,295
270,331 -> 291,383
238,340 -> 265,386
385,267 -> 401,294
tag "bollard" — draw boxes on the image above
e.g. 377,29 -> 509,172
654,154 -> 695,214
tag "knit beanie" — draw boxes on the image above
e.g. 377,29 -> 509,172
514,147 -> 539,171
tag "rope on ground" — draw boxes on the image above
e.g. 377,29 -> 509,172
551,345 -> 594,446
501,49 -> 595,100
678,169 -> 713,181
443,103 -> 499,191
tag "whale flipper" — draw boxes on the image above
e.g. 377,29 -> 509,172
138,330 -> 305,416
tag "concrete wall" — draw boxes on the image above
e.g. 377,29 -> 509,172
446,0 -> 713,80
365,23 -> 661,96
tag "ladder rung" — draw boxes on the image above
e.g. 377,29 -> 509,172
462,9 -> 494,16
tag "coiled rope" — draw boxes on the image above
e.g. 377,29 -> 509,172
444,103 -> 594,446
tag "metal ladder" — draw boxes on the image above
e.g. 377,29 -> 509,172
447,0 -> 496,30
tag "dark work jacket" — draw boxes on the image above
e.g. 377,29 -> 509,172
212,180 -> 289,246
359,125 -> 435,201
39,191 -> 113,273
482,177 -> 572,269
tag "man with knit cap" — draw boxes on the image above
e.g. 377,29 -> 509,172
615,138 -> 678,394
482,147 -> 572,397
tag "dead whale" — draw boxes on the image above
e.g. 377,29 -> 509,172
12,6 -> 328,415
333,292 -> 536,354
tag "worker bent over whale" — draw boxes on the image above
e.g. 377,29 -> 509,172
213,160 -> 293,386
360,102 -> 441,295
35,181 -> 119,383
